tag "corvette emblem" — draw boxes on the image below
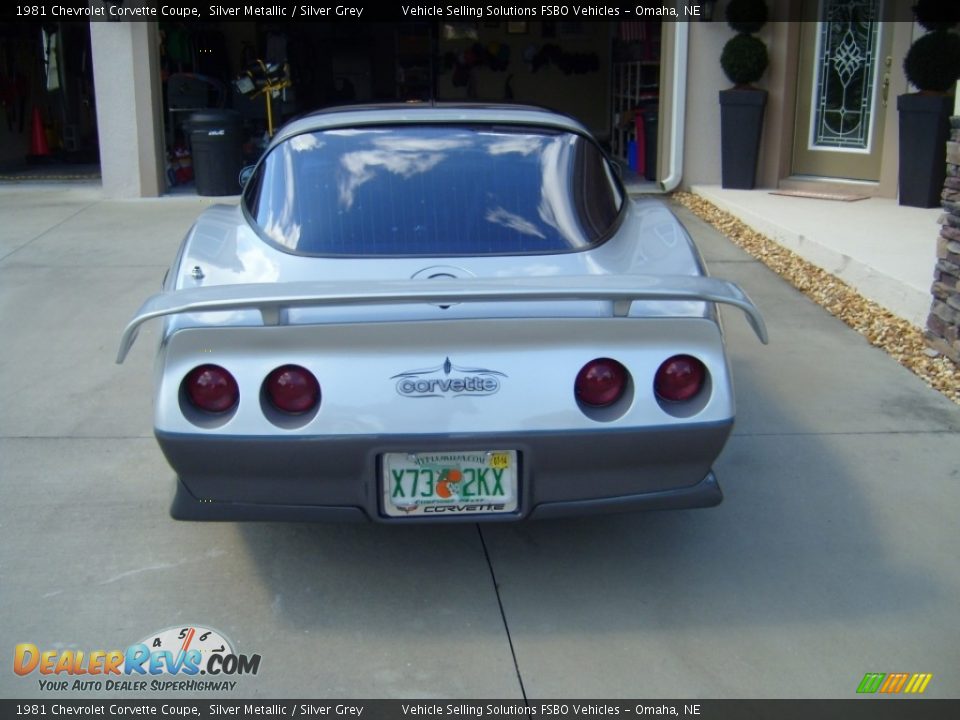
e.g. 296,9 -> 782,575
392,357 -> 506,398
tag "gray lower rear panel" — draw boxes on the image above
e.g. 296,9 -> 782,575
158,422 -> 732,522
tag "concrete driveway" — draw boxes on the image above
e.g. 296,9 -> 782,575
1,186 -> 958,700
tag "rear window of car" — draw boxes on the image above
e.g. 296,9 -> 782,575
242,124 -> 624,256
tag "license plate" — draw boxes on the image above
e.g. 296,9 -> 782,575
381,450 -> 518,518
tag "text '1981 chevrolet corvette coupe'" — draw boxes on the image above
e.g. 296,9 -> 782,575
118,104 -> 767,522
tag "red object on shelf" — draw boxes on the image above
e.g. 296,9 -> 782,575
29,107 -> 51,157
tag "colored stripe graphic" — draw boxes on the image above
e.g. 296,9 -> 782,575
857,673 -> 886,693
857,672 -> 933,694
880,673 -> 909,693
904,673 -> 933,694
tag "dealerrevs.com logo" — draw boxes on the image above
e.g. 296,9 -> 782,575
13,625 -> 261,692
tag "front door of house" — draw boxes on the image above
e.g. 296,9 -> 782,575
792,0 -> 894,181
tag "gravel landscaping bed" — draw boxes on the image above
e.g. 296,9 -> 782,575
672,191 -> 960,405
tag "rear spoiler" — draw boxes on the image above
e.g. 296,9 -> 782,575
117,275 -> 767,363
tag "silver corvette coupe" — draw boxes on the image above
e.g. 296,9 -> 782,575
118,104 -> 766,523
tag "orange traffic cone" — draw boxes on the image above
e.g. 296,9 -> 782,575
29,107 -> 51,157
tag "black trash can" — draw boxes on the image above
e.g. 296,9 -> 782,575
185,110 -> 243,196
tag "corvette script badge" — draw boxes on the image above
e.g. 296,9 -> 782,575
392,357 -> 506,398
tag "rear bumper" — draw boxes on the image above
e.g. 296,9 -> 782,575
170,470 -> 722,522
158,421 -> 732,523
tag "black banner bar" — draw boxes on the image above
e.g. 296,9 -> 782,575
0,0 -> 946,24
4,700 -> 960,720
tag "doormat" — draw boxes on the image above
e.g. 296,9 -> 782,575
770,189 -> 870,202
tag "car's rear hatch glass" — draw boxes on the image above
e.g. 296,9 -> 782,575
242,124 -> 623,257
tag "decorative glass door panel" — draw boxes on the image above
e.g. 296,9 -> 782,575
793,0 -> 892,181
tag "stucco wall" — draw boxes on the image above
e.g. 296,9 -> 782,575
89,22 -> 165,198
682,20 -> 738,188
683,2 -> 923,195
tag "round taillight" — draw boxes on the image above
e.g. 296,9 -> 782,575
655,355 -> 706,402
185,365 -> 238,413
265,365 -> 320,414
575,358 -> 628,407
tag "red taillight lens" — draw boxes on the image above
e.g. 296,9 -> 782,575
185,365 -> 239,413
575,358 -> 628,407
265,365 -> 320,414
655,355 -> 706,402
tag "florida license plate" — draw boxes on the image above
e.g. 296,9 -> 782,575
381,450 -> 518,517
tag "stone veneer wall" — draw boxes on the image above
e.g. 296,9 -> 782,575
927,116 -> 960,363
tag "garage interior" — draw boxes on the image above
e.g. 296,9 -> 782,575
0,20 -> 664,192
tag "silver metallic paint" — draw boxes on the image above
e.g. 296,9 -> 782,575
118,105 -> 767,521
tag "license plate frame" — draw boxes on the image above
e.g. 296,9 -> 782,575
381,450 -> 519,518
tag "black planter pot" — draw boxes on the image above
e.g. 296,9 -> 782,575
897,93 -> 952,208
719,88 -> 767,189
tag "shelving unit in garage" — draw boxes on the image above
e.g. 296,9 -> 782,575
610,22 -> 661,180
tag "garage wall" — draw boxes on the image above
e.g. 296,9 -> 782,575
0,105 -> 30,169
436,23 -> 612,138
0,26 -> 37,169
683,21 -> 748,188
1,23 -> 91,170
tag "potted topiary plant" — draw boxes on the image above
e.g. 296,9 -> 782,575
897,0 -> 960,207
719,0 -> 769,189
